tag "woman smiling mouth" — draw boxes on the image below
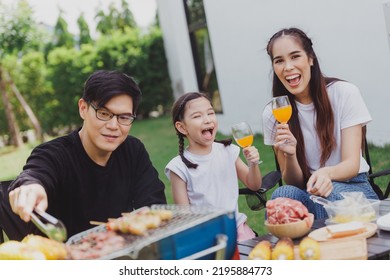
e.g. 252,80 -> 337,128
286,74 -> 301,86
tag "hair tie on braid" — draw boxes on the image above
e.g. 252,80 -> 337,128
215,138 -> 232,146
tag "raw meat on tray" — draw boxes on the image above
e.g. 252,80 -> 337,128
266,197 -> 310,224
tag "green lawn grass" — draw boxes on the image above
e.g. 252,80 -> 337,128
0,142 -> 38,181
1,116 -> 390,236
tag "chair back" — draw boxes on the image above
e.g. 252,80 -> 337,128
362,126 -> 390,200
0,180 -> 14,243
362,136 -> 385,200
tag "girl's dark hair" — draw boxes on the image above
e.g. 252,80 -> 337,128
267,27 -> 338,183
172,92 -> 231,168
82,70 -> 142,114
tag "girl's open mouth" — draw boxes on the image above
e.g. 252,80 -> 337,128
202,128 -> 214,139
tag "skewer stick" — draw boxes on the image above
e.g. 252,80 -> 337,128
89,220 -> 106,226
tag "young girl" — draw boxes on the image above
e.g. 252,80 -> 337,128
262,27 -> 379,219
165,92 -> 262,241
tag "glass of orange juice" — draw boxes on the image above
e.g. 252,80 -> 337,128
268,95 -> 293,145
231,122 -> 254,148
272,95 -> 292,124
232,122 -> 262,166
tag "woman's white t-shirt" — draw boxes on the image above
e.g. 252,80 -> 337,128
262,81 -> 372,173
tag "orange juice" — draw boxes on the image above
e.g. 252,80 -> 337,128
235,135 -> 253,147
272,105 -> 292,123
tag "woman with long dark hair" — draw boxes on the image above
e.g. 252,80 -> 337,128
262,27 -> 378,219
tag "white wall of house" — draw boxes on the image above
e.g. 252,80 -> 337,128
157,0 -> 390,146
156,0 -> 199,99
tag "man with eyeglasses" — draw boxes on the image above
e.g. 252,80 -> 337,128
1,70 -> 167,240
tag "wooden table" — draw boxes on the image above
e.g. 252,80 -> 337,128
238,198 -> 390,260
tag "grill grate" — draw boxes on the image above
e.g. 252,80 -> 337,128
66,205 -> 233,259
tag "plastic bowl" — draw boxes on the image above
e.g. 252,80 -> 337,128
324,199 -> 380,224
265,213 -> 314,239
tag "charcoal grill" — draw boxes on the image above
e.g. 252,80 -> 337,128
66,205 -> 237,260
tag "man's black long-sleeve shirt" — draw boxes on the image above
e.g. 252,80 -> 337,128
8,130 -> 166,238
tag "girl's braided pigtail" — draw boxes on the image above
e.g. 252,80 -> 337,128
178,133 -> 198,168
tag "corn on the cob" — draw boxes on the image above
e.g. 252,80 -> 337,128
271,237 -> 294,260
299,237 -> 320,260
22,234 -> 68,260
0,241 -> 46,260
248,240 -> 272,260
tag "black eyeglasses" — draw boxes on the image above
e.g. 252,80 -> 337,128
88,103 -> 136,126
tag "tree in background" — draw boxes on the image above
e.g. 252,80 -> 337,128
95,2 -> 118,35
95,0 -> 136,35
93,25 -> 172,118
52,11 -> 75,49
94,27 -> 141,72
0,0 -> 45,56
0,66 -> 23,147
0,0 -> 173,143
77,13 -> 93,47
137,28 -> 172,118
5,52 -> 47,141
117,0 -> 137,30
0,0 -> 46,146
46,47 -> 86,132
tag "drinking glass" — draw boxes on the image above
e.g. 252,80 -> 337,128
268,95 -> 293,145
272,95 -> 292,124
231,122 -> 254,148
232,122 -> 263,166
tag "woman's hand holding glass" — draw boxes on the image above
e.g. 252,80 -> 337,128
271,96 -> 295,147
274,123 -> 297,155
231,122 -> 262,167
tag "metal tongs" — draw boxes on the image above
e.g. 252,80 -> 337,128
30,208 -> 67,242
309,195 -> 333,207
